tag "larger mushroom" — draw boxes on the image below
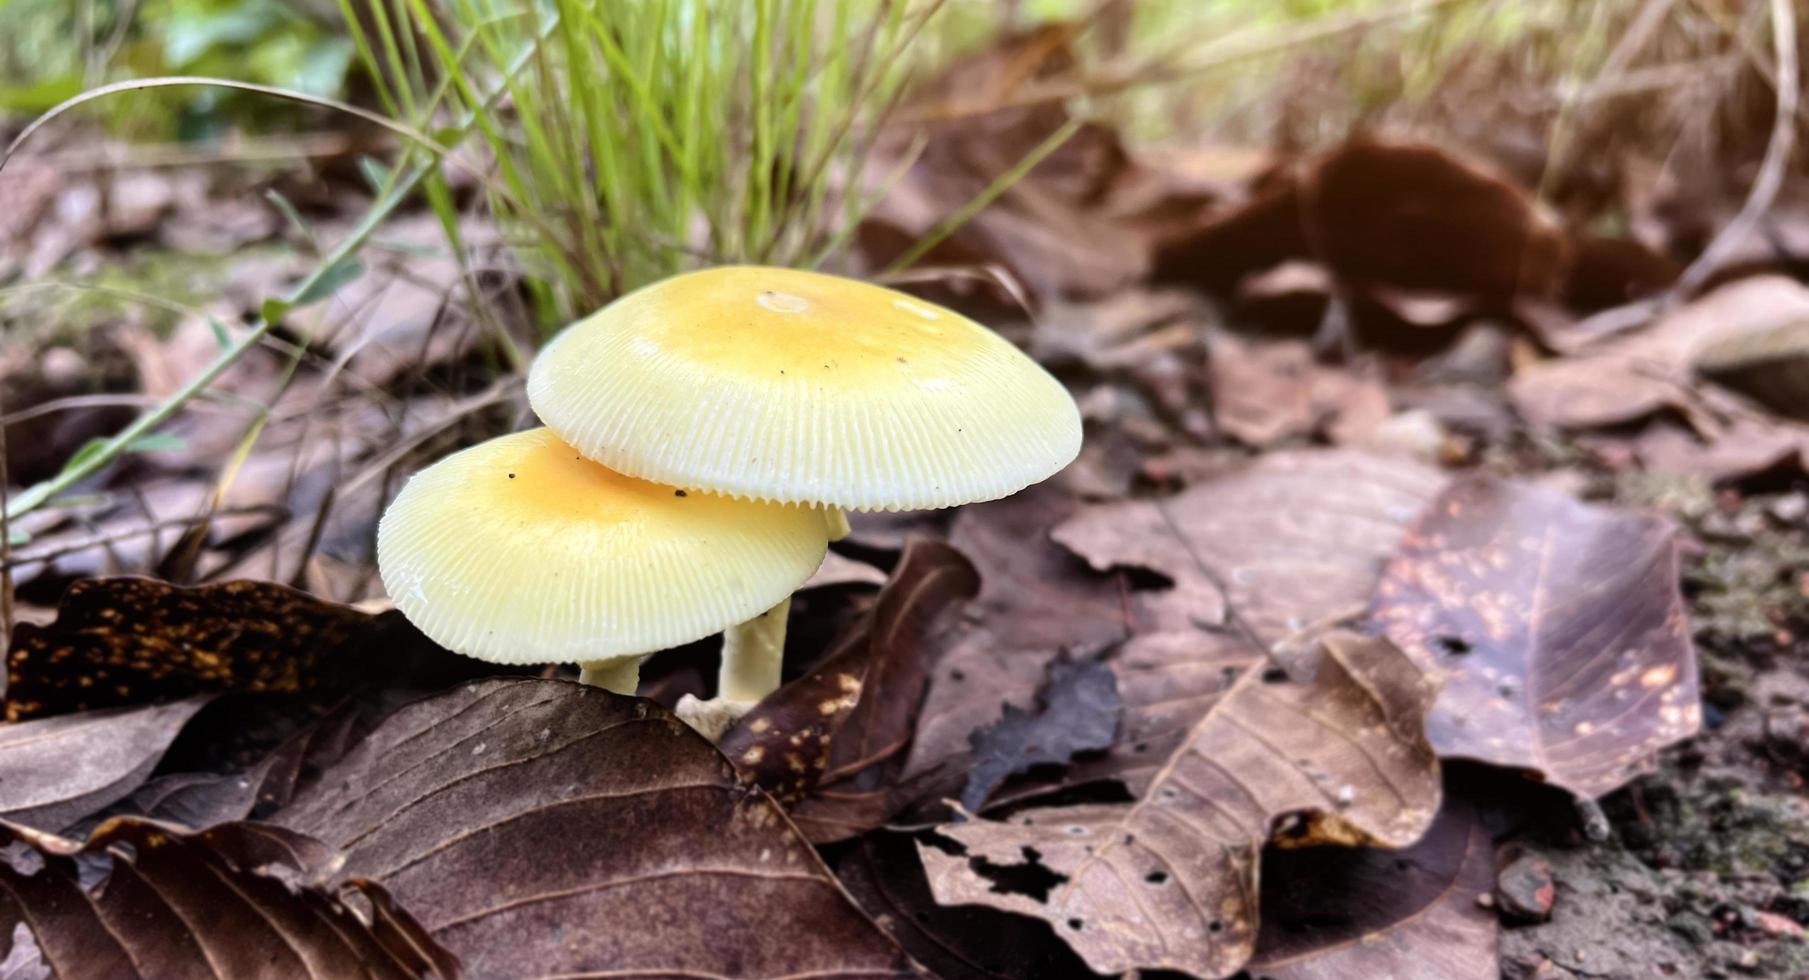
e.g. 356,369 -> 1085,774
377,427 -> 829,692
528,266 -> 1081,733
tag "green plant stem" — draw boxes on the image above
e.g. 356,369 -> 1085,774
881,116 -> 1085,275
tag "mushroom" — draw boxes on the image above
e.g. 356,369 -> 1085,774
376,427 -> 829,693
527,266 -> 1080,733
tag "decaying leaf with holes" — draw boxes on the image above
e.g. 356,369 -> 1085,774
272,679 -> 916,979
0,696 -> 210,831
1050,450 -> 1443,649
721,540 -> 980,841
916,632 -> 1441,978
1370,476 -> 1699,799
5,577 -> 475,721
0,817 -> 458,979
1249,801 -> 1498,980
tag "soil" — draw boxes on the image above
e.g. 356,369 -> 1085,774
1496,476 -> 1809,980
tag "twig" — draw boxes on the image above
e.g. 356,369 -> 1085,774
1,391 -> 13,661
1567,0 -> 1800,347
1672,0 -> 1798,297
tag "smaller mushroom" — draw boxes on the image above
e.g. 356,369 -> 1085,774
377,427 -> 828,692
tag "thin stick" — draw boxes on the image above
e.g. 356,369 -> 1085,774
1673,0 -> 1798,296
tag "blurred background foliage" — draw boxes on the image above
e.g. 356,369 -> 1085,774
1,0 -> 354,138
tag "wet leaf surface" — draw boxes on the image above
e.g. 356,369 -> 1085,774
1371,476 -> 1700,798
0,697 -> 209,832
0,817 -> 457,979
1249,800 -> 1498,980
273,678 -> 917,979
960,655 -> 1120,812
5,577 -> 476,721
917,632 -> 1441,978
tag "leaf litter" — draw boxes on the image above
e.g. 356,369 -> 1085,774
11,11 -> 1809,976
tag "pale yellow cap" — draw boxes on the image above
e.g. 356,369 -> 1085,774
377,428 -> 828,664
526,266 -> 1082,511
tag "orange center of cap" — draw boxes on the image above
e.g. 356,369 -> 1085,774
626,266 -> 987,388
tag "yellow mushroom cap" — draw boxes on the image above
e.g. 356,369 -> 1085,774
377,428 -> 827,664
526,266 -> 1082,511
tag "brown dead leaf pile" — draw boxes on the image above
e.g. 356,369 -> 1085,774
16,11 -> 1806,977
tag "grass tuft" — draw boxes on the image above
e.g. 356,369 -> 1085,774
346,0 -> 947,329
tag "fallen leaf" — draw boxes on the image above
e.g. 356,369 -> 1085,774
0,817 -> 457,979
861,24 -> 1148,303
1304,140 -> 1569,311
1155,140 -> 1570,340
724,540 -> 979,817
917,632 -> 1441,978
5,577 -> 472,721
837,832 -> 1101,980
1510,276 -> 1809,430
1370,475 -> 1700,798
1207,334 -> 1391,447
0,698 -> 210,832
121,692 -> 386,828
1051,449 -> 1443,650
1249,800 -> 1498,980
1694,317 -> 1809,421
274,679 -> 916,978
960,655 -> 1120,812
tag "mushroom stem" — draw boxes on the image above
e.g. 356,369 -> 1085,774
577,655 -> 642,694
718,597 -> 791,701
824,507 -> 851,542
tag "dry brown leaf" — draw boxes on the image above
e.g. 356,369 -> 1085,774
1510,276 -> 1809,430
722,540 -> 979,839
5,577 -> 475,721
1156,139 -> 1569,342
1371,476 -> 1700,798
0,818 -> 456,979
274,679 -> 917,979
0,697 -> 210,831
917,632 -> 1441,978
860,24 -> 1148,302
837,832 -> 1099,980
1207,334 -> 1391,447
1051,449 -> 1444,650
1694,317 -> 1809,421
1249,801 -> 1498,980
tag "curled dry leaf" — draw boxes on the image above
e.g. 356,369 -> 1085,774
959,655 -> 1120,812
723,541 -> 979,823
1051,449 -> 1443,650
1370,476 -> 1699,799
1694,316 -> 1809,422
1155,139 -> 1569,338
1510,275 -> 1809,431
0,817 -> 456,979
273,679 -> 916,979
0,697 -> 210,832
5,577 -> 471,721
917,632 -> 1441,978
1249,800 -> 1498,980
